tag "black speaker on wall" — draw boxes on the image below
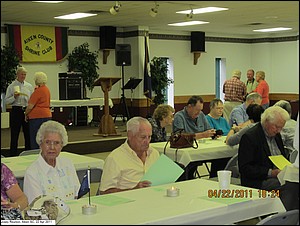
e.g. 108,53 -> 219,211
100,26 -> 116,49
115,44 -> 131,66
191,31 -> 205,52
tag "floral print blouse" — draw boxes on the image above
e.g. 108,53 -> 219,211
1,163 -> 18,200
148,117 -> 167,143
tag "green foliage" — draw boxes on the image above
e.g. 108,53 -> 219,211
1,45 -> 20,93
67,42 -> 99,91
150,57 -> 173,105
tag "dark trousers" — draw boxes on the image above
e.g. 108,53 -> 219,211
209,157 -> 231,178
280,181 -> 299,211
28,117 -> 51,149
177,158 -> 231,180
176,161 -> 208,181
10,107 -> 31,156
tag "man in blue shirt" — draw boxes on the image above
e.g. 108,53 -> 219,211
229,92 -> 262,127
173,95 -> 217,179
173,95 -> 215,139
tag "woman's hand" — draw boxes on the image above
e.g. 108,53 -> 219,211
1,197 -> 20,209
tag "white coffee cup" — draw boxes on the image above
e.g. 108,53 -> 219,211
14,86 -> 20,93
217,170 -> 231,190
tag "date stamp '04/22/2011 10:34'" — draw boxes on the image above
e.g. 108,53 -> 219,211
207,189 -> 280,199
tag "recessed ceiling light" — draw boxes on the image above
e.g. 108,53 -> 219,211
33,1 -> 64,3
168,21 -> 209,26
265,16 -> 278,19
176,7 -> 228,14
55,13 -> 97,20
253,27 -> 292,32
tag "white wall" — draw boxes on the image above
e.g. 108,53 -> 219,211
1,25 -> 299,100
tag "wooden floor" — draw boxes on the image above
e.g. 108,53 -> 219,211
1,120 -> 127,148
1,120 -> 128,156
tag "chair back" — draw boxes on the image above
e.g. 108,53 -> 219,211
289,150 -> 298,163
77,168 -> 103,196
17,177 -> 24,191
224,153 -> 240,178
256,209 -> 299,225
77,168 -> 102,183
19,149 -> 41,156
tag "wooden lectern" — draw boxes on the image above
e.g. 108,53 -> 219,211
93,77 -> 121,136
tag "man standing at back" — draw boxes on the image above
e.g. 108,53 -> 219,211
222,70 -> 247,122
5,66 -> 34,156
245,69 -> 258,96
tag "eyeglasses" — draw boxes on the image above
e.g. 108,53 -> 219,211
43,140 -> 62,148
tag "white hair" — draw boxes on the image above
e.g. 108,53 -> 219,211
34,71 -> 47,85
126,117 -> 151,135
36,120 -> 68,147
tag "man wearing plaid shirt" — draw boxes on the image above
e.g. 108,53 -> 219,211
223,70 -> 247,122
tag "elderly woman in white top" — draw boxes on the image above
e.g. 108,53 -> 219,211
23,120 -> 80,204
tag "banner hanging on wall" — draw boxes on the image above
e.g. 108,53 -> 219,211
7,24 -> 68,62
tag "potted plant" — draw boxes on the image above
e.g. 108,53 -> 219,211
67,42 -> 99,92
150,57 -> 173,105
1,45 -> 20,112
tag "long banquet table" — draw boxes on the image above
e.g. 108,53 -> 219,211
50,98 -> 113,108
150,136 -> 238,179
150,136 -> 238,166
1,151 -> 104,178
58,178 -> 286,225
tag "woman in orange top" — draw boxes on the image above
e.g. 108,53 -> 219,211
253,71 -> 269,109
25,72 -> 52,149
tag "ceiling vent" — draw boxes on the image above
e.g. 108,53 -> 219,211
247,22 -> 264,26
86,10 -> 106,14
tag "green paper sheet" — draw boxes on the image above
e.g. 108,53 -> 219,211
92,195 -> 135,206
141,154 -> 184,186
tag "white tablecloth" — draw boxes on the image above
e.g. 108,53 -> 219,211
58,179 -> 286,225
50,98 -> 113,108
1,152 -> 104,178
151,136 -> 238,166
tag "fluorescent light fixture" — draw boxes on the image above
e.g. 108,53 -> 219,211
168,21 -> 209,26
55,13 -> 97,20
33,1 -> 64,3
253,27 -> 292,32
177,7 -> 228,14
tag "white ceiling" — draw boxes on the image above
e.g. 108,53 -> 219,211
1,1 -> 299,38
